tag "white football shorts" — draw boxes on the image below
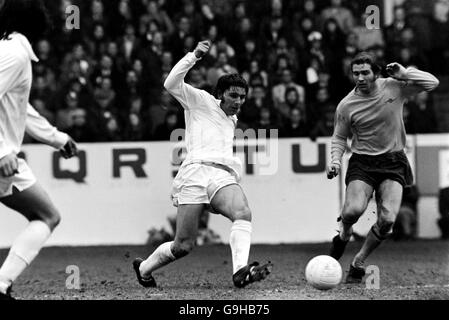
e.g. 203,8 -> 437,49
0,159 -> 37,198
171,162 -> 240,207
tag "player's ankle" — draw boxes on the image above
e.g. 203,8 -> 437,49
352,257 -> 365,269
340,229 -> 352,242
139,265 -> 151,280
141,274 -> 152,281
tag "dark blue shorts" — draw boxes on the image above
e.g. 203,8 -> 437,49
345,151 -> 414,190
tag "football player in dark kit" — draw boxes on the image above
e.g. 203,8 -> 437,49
326,52 -> 439,283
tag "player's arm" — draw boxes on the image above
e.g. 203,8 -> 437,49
386,63 -> 440,97
25,103 -> 78,159
163,40 -> 211,110
327,107 -> 350,180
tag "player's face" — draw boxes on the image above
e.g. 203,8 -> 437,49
221,86 -> 247,116
352,63 -> 377,94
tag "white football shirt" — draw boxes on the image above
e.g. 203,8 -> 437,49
164,52 -> 243,179
0,32 -> 68,159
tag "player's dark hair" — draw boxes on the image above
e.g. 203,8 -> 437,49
214,74 -> 249,99
0,0 -> 51,43
351,52 -> 382,75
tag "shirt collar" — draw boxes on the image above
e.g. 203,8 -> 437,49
216,98 -> 239,122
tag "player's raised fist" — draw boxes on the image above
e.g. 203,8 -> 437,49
194,40 -> 211,59
386,63 -> 407,80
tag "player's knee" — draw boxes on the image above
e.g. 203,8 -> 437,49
379,202 -> 399,217
172,239 -> 195,258
233,206 -> 252,222
378,205 -> 398,234
342,203 -> 364,224
48,213 -> 61,231
40,210 -> 61,231
377,216 -> 396,236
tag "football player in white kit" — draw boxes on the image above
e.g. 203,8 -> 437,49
0,0 -> 78,300
133,40 -> 273,288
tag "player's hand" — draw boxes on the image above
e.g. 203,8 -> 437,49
194,40 -> 211,59
60,137 -> 78,159
326,163 -> 341,180
386,63 -> 407,80
0,153 -> 19,178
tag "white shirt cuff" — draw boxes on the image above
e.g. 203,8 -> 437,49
52,132 -> 69,149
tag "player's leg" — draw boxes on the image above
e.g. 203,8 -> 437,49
211,184 -> 272,288
352,180 -> 403,268
211,184 -> 252,273
135,204 -> 205,287
134,164 -> 209,287
340,181 -> 374,240
0,183 -> 61,295
330,180 -> 374,260
394,205 -> 415,240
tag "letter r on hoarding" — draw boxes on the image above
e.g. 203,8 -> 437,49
113,149 -> 148,178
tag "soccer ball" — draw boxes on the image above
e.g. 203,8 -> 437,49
305,255 -> 343,290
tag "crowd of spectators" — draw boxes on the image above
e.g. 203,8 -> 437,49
25,0 -> 449,143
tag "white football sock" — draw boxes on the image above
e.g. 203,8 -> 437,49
230,220 -> 252,274
0,221 -> 51,293
140,241 -> 176,278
